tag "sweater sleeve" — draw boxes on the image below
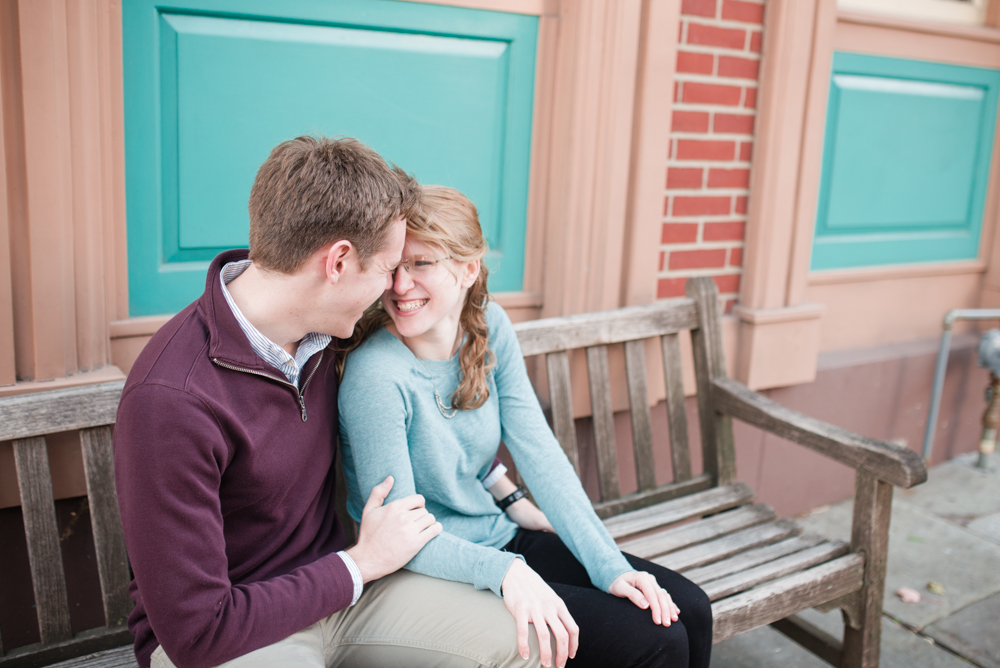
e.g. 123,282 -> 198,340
114,384 -> 355,668
338,361 -> 519,597
488,304 -> 635,592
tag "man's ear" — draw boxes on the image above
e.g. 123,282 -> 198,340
324,240 -> 354,284
461,259 -> 481,289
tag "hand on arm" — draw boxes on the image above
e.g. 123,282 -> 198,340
501,558 -> 579,668
489,474 -> 554,533
609,571 -> 680,626
345,476 -> 442,582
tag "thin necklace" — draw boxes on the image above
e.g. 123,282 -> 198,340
434,390 -> 458,419
407,326 -> 463,419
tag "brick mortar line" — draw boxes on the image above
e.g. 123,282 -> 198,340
682,18 -> 766,32
676,74 -> 761,86
660,243 -> 746,251
676,46 -> 763,61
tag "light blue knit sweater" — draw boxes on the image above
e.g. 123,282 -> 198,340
338,302 -> 633,597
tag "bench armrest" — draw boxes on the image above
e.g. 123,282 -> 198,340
711,376 -> 927,489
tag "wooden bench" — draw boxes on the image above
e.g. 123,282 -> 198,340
0,276 -> 926,667
0,381 -> 130,668
510,277 -> 927,668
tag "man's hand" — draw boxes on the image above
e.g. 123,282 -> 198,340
345,476 -> 442,582
501,559 -> 578,668
609,570 -> 680,626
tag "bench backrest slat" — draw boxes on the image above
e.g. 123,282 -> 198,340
12,436 -> 74,645
515,300 -> 699,357
0,381 -> 124,442
80,426 -> 132,628
544,350 -> 580,474
686,280 -> 736,486
623,340 -> 656,492
661,332 -> 692,482
585,345 -> 621,502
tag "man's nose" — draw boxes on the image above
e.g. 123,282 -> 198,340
393,267 -> 414,294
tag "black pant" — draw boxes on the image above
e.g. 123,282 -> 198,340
503,530 -> 712,668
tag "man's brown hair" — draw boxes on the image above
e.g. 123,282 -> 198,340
248,136 -> 419,273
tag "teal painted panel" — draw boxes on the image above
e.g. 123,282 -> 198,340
124,0 -> 537,315
812,52 -> 1000,270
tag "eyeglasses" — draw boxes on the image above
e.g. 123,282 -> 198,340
394,255 -> 451,278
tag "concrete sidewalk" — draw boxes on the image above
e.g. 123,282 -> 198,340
712,452 -> 1000,668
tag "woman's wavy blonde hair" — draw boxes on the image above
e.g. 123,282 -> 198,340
337,185 -> 495,410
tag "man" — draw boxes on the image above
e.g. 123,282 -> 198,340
114,136 -> 544,668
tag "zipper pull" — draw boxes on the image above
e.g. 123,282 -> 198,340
298,395 -> 308,422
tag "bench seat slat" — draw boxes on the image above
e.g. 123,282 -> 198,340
80,426 -> 132,629
703,540 -> 851,601
686,534 -> 824,584
593,474 -> 713,519
655,519 -> 801,572
12,437 -> 73,645
513,299 -> 698,357
617,504 -> 777,560
711,554 -> 865,643
603,482 -> 753,540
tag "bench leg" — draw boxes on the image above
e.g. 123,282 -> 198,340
841,472 -> 893,668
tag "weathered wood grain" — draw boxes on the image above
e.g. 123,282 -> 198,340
711,554 -> 865,643
702,541 -> 850,601
545,351 -> 579,473
623,340 -> 656,492
842,473 -> 893,668
685,534 -> 824,585
617,504 -> 777,560
602,483 -> 753,540
712,376 -> 927,488
12,437 -> 73,646
655,519 -> 801,572
660,333 -> 691,482
771,614 -> 843,667
586,346 -> 620,502
686,278 -> 737,486
0,382 -> 123,441
513,299 -> 698,356
0,628 -> 135,668
79,427 -> 132,629
592,475 -> 713,519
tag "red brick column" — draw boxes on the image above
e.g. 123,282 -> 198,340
658,0 -> 764,312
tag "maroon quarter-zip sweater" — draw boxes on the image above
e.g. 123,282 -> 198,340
114,250 -> 354,668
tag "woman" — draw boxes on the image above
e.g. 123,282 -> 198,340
338,186 -> 712,668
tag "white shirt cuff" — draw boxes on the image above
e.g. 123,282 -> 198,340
337,550 -> 364,606
481,462 -> 507,489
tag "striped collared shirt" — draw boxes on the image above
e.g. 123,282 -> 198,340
220,259 -> 363,605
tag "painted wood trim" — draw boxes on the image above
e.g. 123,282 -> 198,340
620,0 -> 679,307
786,0 -> 838,306
15,0 -> 78,382
743,0 -> 822,310
810,259 -> 987,285
839,8 -> 1000,42
0,42 -> 15,387
540,0 -> 643,317
397,0 -> 558,16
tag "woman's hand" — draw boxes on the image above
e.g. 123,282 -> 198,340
505,498 -> 555,533
501,559 -> 579,668
609,570 -> 680,626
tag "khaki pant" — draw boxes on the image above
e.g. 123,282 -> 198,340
150,570 -> 543,668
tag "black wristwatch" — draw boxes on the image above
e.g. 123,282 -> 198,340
496,485 -> 528,510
